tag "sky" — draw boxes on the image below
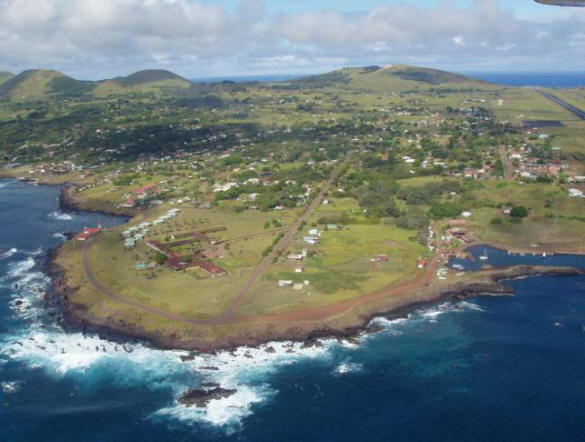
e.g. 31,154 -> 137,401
1,0 -> 585,80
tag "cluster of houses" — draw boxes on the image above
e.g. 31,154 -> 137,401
120,183 -> 164,209
122,208 -> 180,250
278,225 -> 344,291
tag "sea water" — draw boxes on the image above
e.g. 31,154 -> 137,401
1,178 -> 585,441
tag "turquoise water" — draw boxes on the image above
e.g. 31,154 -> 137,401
1,179 -> 585,441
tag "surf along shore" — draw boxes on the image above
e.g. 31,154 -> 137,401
39,181 -> 585,353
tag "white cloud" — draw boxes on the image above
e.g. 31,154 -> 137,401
0,0 -> 584,78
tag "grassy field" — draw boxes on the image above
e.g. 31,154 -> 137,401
464,181 -> 585,250
493,88 -> 577,123
237,197 -> 425,315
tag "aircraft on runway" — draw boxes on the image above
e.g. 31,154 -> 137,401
535,0 -> 585,6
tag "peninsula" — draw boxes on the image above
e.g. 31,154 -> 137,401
1,65 -> 584,350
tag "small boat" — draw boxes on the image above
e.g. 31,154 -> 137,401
479,249 -> 489,261
542,252 -> 547,258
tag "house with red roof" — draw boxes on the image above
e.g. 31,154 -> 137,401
75,226 -> 102,241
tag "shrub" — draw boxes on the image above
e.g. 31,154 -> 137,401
490,218 -> 503,225
510,206 -> 529,218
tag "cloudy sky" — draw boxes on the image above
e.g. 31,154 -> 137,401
1,0 -> 585,79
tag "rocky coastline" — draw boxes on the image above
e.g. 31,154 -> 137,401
50,250 -> 585,353
37,177 -> 585,354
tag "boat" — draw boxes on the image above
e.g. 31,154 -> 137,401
479,249 -> 489,261
542,252 -> 547,258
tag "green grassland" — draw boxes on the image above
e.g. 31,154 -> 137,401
555,89 -> 585,111
493,88 -> 577,123
6,64 -> 585,349
59,204 -> 299,320
239,197 -> 425,315
464,181 -> 585,250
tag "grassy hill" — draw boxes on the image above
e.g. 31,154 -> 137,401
0,71 -> 13,86
0,69 -> 92,100
292,65 -> 494,92
94,69 -> 192,95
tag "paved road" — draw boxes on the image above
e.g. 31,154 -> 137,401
538,90 -> 585,120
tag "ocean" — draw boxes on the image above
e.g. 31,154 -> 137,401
1,178 -> 585,441
194,72 -> 585,88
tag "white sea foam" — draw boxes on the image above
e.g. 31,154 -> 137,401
457,301 -> 485,312
334,362 -> 363,375
53,233 -> 67,241
154,384 -> 271,429
0,250 -> 487,432
48,211 -> 73,221
1,261 -> 336,432
0,248 -> 17,259
26,247 -> 44,256
6,257 -> 36,279
1,381 -> 22,394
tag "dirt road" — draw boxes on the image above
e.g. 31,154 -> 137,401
498,145 -> 513,180
78,154 -> 443,329
222,156 -> 350,318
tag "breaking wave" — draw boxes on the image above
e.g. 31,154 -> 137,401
48,211 -> 73,221
53,233 -> 67,241
0,248 -> 17,259
0,252 -> 486,433
334,362 -> 363,376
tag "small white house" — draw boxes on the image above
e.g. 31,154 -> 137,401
568,188 -> 584,198
303,236 -> 319,245
278,280 -> 293,288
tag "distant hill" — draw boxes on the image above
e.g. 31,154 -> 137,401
0,71 -> 14,86
94,69 -> 192,95
0,69 -> 92,100
291,65 -> 494,91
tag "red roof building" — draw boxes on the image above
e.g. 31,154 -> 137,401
75,226 -> 102,241
132,183 -> 157,195
120,198 -> 136,208
195,260 -> 227,276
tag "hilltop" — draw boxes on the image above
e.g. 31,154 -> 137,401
94,69 -> 192,95
0,69 -> 92,100
292,65 -> 494,91
0,69 -> 192,100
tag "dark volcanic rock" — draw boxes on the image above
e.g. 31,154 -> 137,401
179,387 -> 237,408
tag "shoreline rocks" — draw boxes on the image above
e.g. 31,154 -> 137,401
178,387 -> 238,408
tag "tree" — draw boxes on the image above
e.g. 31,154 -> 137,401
510,206 -> 529,218
155,252 -> 168,265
